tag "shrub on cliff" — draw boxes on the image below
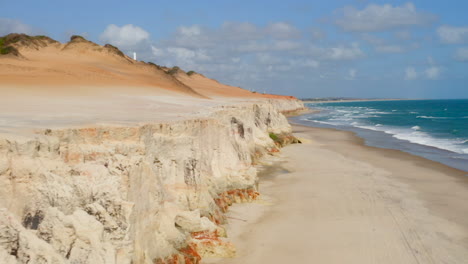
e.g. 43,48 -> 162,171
269,132 -> 302,147
0,36 -> 19,55
0,33 -> 59,56
269,132 -> 280,143
146,61 -> 163,70
0,45 -> 19,55
167,66 -> 180,75
70,35 -> 87,42
103,44 -> 125,57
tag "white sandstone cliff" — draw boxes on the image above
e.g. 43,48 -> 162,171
0,99 -> 304,264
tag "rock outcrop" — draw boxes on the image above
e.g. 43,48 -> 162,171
0,99 -> 303,263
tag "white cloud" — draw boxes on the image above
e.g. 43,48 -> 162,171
328,43 -> 364,60
100,24 -> 150,50
395,31 -> 412,40
437,25 -> 468,44
335,3 -> 436,32
235,41 -> 269,53
0,18 -> 37,35
135,22 -> 369,90
168,47 -> 195,60
405,67 -> 418,80
151,45 -> 164,57
404,62 -> 440,80
455,47 -> 468,61
167,47 -> 211,63
178,25 -> 202,37
425,66 -> 440,79
424,57 -> 441,79
265,22 -> 301,39
302,59 -> 320,68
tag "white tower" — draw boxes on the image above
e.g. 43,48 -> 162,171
133,52 -> 137,60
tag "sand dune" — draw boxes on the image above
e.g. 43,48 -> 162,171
0,33 -> 296,101
0,34 -> 205,98
0,33 -> 301,138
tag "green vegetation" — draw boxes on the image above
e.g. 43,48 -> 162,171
147,62 -> 161,68
269,132 -> 302,146
269,132 -> 279,142
187,70 -> 196,76
104,43 -> 118,49
0,36 -> 19,55
103,44 -> 125,57
0,33 -> 56,56
167,66 -> 180,75
0,46 -> 16,55
70,35 -> 86,41
34,35 -> 49,40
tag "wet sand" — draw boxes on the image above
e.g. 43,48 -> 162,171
207,124 -> 468,263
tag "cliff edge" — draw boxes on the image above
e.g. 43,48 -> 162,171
0,33 -> 305,264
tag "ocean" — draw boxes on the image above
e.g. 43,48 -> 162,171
292,99 -> 468,172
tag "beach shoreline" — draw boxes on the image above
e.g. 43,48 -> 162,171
206,123 -> 468,263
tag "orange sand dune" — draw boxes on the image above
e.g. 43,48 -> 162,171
175,71 -> 297,100
0,35 -> 202,97
0,34 -> 297,101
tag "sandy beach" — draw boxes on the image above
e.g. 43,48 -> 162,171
208,124 -> 468,264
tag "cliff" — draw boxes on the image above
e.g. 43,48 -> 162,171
0,32 -> 305,263
0,99 -> 304,264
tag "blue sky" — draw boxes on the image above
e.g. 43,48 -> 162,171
1,0 -> 468,99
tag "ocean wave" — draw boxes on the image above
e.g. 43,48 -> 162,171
417,116 -> 452,119
391,131 -> 467,154
350,124 -> 468,155
411,126 -> 421,131
355,125 -> 381,131
309,120 -> 335,125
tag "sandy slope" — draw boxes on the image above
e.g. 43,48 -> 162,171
0,34 -> 300,135
175,71 -> 298,100
0,34 -> 296,101
0,40 -> 203,98
208,125 -> 468,264
175,72 -> 258,98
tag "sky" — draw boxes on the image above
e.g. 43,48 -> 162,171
1,0 -> 468,99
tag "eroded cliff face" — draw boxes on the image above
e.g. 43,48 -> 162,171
0,99 -> 303,264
